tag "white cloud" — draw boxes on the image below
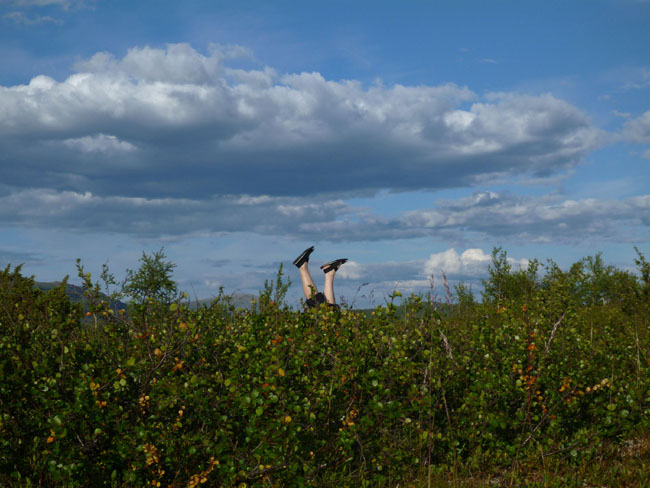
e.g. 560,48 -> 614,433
424,248 -> 490,276
0,43 -> 603,203
235,195 -> 273,205
75,44 -> 229,84
337,260 -> 362,279
63,134 -> 136,153
423,248 -> 528,278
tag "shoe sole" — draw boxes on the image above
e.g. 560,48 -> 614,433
321,258 -> 347,273
293,246 -> 315,267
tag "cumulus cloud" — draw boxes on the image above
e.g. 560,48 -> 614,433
424,248 -> 490,276
0,43 -> 603,205
423,248 -> 528,278
336,260 -> 362,279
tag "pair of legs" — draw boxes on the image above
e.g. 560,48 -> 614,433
293,246 -> 347,307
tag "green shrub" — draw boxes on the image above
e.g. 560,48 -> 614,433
1,250 -> 649,486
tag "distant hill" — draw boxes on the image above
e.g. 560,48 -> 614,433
187,293 -> 256,310
36,281 -> 87,303
35,281 -> 128,311
35,281 -> 254,312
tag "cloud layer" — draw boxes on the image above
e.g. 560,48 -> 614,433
2,43 -> 648,249
1,43 -> 602,201
1,185 -> 647,245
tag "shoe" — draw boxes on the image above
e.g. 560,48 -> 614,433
293,246 -> 315,268
321,258 -> 347,274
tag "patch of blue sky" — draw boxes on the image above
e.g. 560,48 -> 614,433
570,145 -> 649,199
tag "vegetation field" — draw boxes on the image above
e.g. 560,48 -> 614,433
1,249 -> 649,487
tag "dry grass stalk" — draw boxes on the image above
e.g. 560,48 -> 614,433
442,271 -> 451,305
440,330 -> 454,361
428,274 -> 436,306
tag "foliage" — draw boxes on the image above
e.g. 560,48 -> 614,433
634,246 -> 650,303
256,263 -> 291,314
122,249 -> 177,305
0,249 -> 649,487
482,247 -> 540,305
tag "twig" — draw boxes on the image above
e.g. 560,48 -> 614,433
544,313 -> 565,355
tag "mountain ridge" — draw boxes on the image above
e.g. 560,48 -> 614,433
34,280 -> 255,311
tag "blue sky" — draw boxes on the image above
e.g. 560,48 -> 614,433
1,0 -> 649,306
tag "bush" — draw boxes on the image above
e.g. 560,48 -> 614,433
1,250 -> 649,486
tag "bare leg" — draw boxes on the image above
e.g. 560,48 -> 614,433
323,269 -> 336,304
299,263 -> 318,299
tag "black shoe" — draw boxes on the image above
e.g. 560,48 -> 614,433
321,258 -> 347,274
293,246 -> 315,268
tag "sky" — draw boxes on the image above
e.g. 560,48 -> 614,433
1,0 -> 649,307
